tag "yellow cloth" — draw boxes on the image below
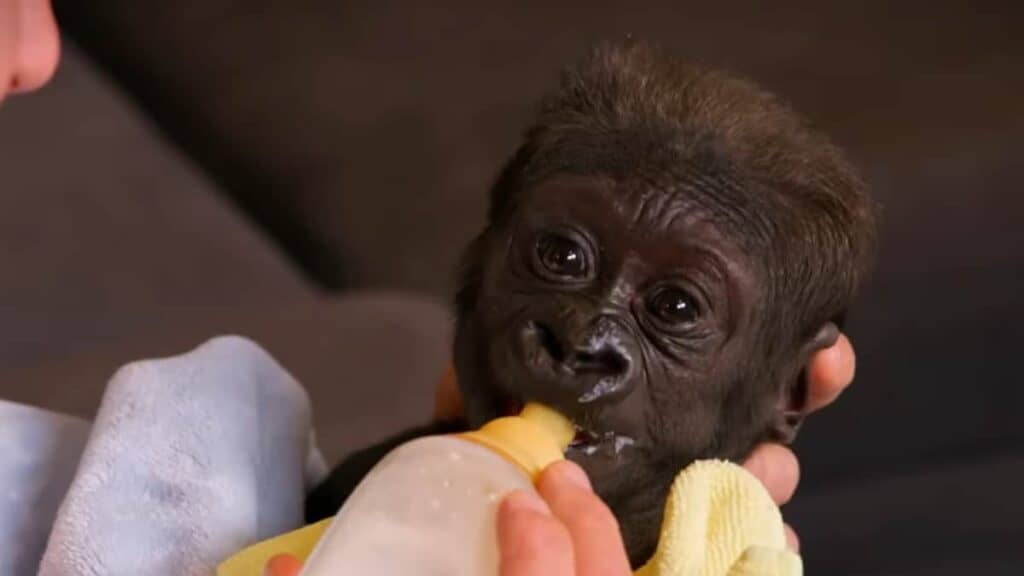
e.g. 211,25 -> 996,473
634,460 -> 801,576
217,460 -> 800,576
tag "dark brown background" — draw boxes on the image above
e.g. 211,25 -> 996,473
1,1 -> 1022,572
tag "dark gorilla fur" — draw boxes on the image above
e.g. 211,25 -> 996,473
308,42 -> 877,566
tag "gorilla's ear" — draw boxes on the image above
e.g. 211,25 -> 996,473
769,322 -> 840,443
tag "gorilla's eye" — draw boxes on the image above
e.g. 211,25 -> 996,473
647,286 -> 700,326
535,234 -> 589,280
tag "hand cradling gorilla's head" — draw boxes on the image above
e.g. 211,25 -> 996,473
453,42 -> 877,563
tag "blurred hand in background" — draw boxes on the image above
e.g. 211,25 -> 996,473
0,0 -> 59,102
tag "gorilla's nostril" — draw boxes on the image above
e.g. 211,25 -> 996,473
530,321 -> 565,363
572,347 -> 629,376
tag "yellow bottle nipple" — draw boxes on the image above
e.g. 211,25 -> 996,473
458,402 -> 574,481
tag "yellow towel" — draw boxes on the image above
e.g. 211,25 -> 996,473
635,460 -> 801,576
217,459 -> 800,576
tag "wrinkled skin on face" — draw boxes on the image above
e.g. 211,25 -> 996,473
454,176 -> 810,562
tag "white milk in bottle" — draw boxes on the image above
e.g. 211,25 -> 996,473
299,403 -> 574,576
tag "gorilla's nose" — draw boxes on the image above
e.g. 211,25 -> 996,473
523,318 -> 633,402
567,340 -> 630,377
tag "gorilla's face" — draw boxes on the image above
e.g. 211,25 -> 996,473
455,176 -> 782,562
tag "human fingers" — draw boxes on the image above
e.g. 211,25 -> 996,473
10,0 -> 60,93
535,461 -> 631,576
498,490 -> 576,576
804,332 -> 856,413
742,442 -> 800,506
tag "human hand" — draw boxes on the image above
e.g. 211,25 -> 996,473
498,460 -> 631,575
742,332 -> 857,551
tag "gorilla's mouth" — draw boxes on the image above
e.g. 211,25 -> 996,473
568,426 -> 636,456
496,393 -> 631,453
571,426 -> 601,449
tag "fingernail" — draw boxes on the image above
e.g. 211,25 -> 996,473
554,460 -> 592,490
504,490 -> 550,515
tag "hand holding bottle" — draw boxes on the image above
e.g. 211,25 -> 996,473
264,460 -> 630,576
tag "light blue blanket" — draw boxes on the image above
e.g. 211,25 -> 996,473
1,336 -> 325,576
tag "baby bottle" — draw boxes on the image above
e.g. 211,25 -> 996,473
298,402 -> 574,576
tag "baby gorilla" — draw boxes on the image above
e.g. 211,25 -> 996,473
308,43 -> 877,565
